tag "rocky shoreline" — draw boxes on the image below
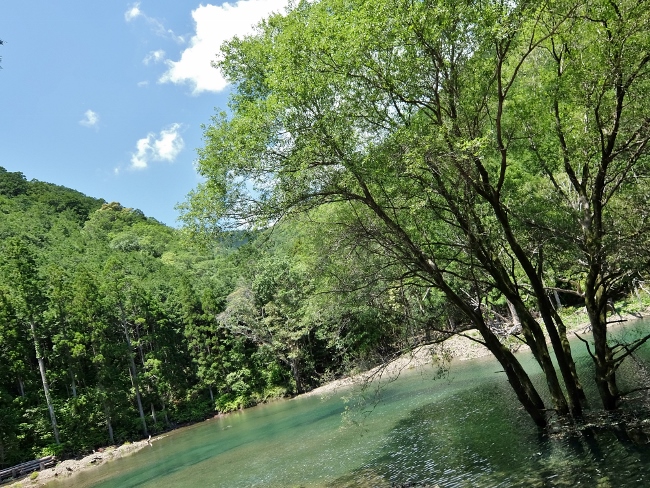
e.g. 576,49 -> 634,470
5,439 -> 150,487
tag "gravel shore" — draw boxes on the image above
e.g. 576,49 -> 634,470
303,308 -> 650,398
6,439 -> 157,488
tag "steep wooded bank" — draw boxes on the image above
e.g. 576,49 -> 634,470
0,167 -> 412,467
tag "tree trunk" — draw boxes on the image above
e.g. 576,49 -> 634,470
507,300 -> 520,329
120,310 -> 149,436
549,306 -> 586,401
30,321 -> 60,445
585,271 -> 619,410
161,397 -> 170,427
479,323 -> 547,428
69,369 -> 77,398
429,268 -> 548,427
127,352 -> 148,436
490,203 -> 584,416
17,377 -> 25,397
514,303 -> 569,416
103,400 -> 115,444
553,290 -> 562,311
290,357 -> 303,394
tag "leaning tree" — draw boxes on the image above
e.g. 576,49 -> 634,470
183,0 -> 650,426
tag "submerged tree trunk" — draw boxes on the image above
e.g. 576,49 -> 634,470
478,321 -> 547,428
489,201 -> 584,417
429,268 -> 548,427
513,301 -> 570,416
585,269 -> 619,410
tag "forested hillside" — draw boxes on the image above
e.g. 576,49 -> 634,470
0,167 -> 408,466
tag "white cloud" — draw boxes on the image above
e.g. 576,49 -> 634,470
124,3 -> 184,43
130,123 -> 185,170
79,109 -> 99,127
144,49 -> 166,65
124,2 -> 142,22
159,0 -> 288,94
137,80 -> 149,87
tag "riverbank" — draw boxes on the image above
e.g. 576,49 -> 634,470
10,306 -> 650,487
4,439 -> 149,487
304,306 -> 650,398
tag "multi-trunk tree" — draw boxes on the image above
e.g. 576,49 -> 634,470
184,0 -> 650,426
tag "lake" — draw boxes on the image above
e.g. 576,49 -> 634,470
46,319 -> 650,487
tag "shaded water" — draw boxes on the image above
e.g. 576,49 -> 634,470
48,320 -> 650,487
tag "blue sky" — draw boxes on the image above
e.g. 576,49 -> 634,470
0,1 -> 287,227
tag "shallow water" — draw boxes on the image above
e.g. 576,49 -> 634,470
47,319 -> 650,487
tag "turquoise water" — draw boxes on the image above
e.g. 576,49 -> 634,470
47,320 -> 650,487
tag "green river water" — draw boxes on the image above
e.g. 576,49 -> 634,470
47,319 -> 650,487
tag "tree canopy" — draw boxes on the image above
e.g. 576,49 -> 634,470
0,167 -> 405,466
184,0 -> 650,427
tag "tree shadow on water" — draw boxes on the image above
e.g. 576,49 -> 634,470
331,384 -> 650,488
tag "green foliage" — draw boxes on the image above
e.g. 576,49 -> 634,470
183,0 -> 650,423
0,167 -> 28,197
38,443 -> 63,458
0,163 -> 394,465
4,0 -> 649,463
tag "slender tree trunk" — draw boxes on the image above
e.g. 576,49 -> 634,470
430,175 -> 580,417
103,400 -> 114,444
17,377 -> 25,397
120,309 -> 148,436
473,248 -> 571,415
549,306 -> 585,401
361,189 -> 548,426
429,267 -> 548,427
490,203 -> 584,415
161,397 -> 170,427
290,356 -> 303,394
30,321 -> 60,444
69,369 -> 77,398
507,300 -> 520,330
208,386 -> 214,403
585,270 -> 619,410
514,303 -> 569,415
479,323 -> 547,428
126,351 -> 148,436
553,290 -> 562,311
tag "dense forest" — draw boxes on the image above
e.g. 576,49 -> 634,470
0,167 -> 409,466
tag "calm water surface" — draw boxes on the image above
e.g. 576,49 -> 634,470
47,319 -> 650,487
